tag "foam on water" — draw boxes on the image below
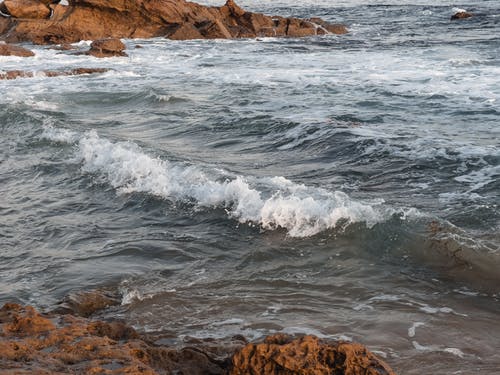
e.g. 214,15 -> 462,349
42,128 -> 393,237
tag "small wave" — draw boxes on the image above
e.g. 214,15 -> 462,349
452,7 -> 467,14
42,128 -> 397,237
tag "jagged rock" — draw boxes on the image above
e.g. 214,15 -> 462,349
3,0 -> 51,19
451,11 -> 473,20
87,38 -> 127,57
230,333 -> 397,375
0,42 -> 34,56
0,0 -> 347,44
0,67 -> 109,79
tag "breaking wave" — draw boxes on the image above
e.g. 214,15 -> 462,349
42,127 -> 397,237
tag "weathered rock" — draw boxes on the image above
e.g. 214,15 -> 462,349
0,0 -> 347,44
0,67 -> 109,79
0,303 -> 397,375
87,38 -> 127,57
0,42 -> 34,56
451,11 -> 473,20
230,334 -> 397,375
0,303 -> 230,374
3,0 -> 51,19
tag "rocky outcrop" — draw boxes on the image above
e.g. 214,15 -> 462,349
0,67 -> 109,79
0,42 -> 34,56
87,38 -> 127,58
451,11 -> 473,20
230,334 -> 396,375
0,0 -> 347,44
0,303 -> 397,375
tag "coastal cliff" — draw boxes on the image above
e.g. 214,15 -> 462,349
0,0 -> 347,44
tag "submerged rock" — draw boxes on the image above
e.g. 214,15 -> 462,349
0,303 -> 397,375
0,0 -> 347,44
451,11 -> 473,20
0,42 -> 34,56
0,67 -> 109,79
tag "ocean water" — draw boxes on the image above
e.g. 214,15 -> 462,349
1,0 -> 499,373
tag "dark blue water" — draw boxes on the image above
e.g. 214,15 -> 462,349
1,1 -> 499,373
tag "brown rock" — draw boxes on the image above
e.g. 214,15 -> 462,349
0,303 -> 228,374
308,17 -> 348,35
3,0 -> 51,19
230,334 -> 396,375
0,42 -> 35,56
0,0 -> 347,44
451,11 -> 473,20
0,67 -> 109,80
197,19 -> 233,39
169,23 -> 204,40
87,38 -> 127,57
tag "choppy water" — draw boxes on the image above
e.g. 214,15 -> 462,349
1,0 -> 499,373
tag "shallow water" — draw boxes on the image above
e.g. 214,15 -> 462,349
1,0 -> 499,373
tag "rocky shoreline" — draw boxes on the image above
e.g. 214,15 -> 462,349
0,0 -> 347,44
0,299 -> 397,374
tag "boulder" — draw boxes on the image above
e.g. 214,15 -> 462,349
87,38 -> 127,57
0,0 -> 347,44
451,11 -> 473,20
230,334 -> 397,375
0,42 -> 34,56
3,0 -> 51,19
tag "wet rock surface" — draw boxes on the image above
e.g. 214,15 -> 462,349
0,67 -> 109,79
87,38 -> 128,58
0,42 -> 34,56
0,303 -> 397,375
0,0 -> 347,44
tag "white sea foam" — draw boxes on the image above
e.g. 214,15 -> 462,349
412,341 -> 466,358
408,322 -> 425,338
43,129 -> 393,237
41,125 -> 79,143
455,165 -> 500,192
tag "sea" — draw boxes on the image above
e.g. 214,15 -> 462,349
1,0 -> 499,373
